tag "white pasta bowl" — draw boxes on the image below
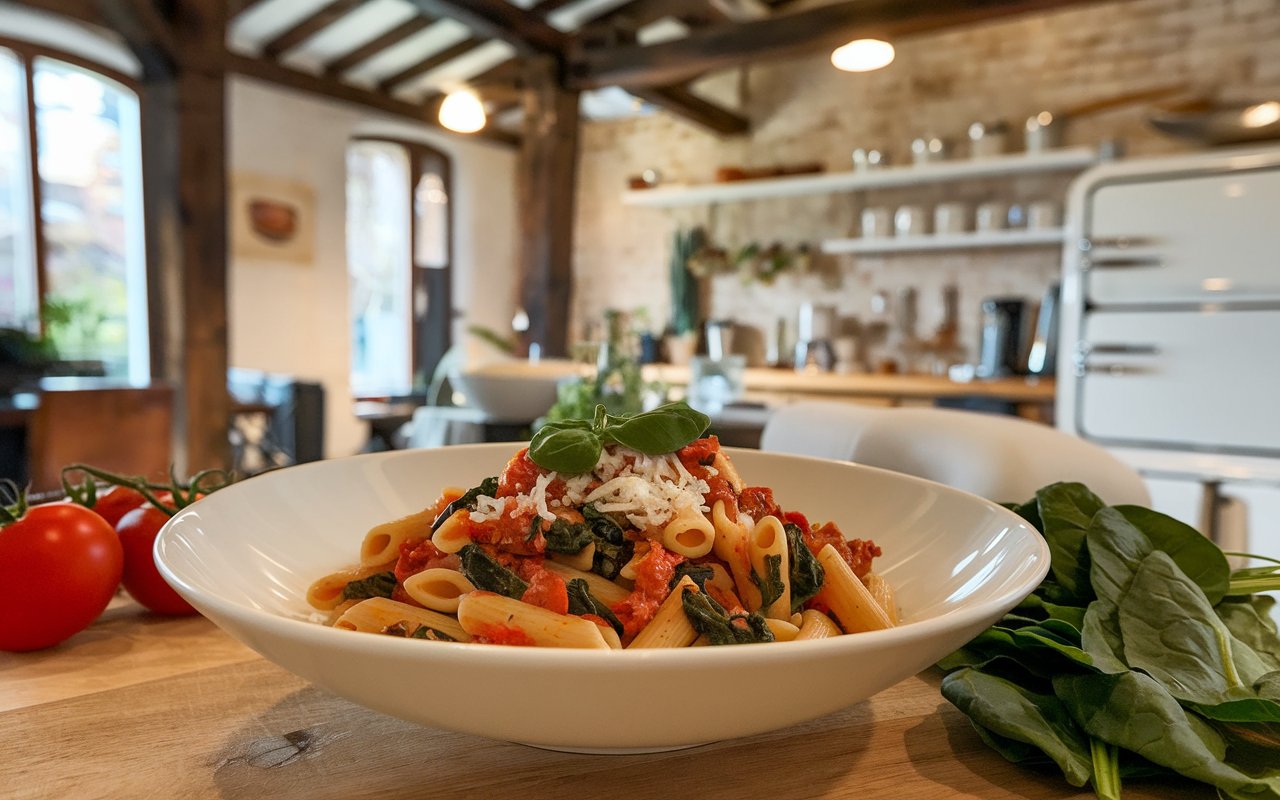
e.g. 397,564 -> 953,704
155,444 -> 1049,752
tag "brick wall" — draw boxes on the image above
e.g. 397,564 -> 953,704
572,0 -> 1280,368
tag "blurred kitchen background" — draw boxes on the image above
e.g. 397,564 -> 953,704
1,0 -> 1279,555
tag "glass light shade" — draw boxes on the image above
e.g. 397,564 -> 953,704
438,89 -> 486,133
830,39 -> 895,73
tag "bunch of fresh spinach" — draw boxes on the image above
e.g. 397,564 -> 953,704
529,402 -> 710,474
939,482 -> 1280,799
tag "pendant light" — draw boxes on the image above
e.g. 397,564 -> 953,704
831,38 -> 895,73
439,89 -> 486,133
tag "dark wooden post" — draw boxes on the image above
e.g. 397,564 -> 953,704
128,0 -> 231,472
517,55 -> 580,359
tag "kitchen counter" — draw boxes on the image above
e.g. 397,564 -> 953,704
645,365 -> 1056,422
1,597 -> 1207,800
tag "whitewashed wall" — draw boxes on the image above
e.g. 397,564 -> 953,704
228,77 -> 519,457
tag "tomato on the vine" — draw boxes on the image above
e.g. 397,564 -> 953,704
90,485 -> 148,528
0,503 -> 124,651
116,504 -> 197,616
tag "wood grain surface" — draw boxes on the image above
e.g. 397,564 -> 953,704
0,598 -> 1211,800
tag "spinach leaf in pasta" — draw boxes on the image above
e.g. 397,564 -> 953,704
341,571 -> 396,601
669,562 -> 715,592
542,518 -> 595,554
785,523 -> 824,614
565,578 -> 624,636
751,553 -> 785,612
681,586 -> 775,645
431,476 -> 499,531
583,503 -> 632,580
459,544 -> 528,599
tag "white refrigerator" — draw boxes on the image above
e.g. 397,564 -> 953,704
1057,145 -> 1280,569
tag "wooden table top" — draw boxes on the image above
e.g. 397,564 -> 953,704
1,597 -> 1209,800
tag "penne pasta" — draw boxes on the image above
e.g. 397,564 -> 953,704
794,609 -> 842,641
862,571 -> 899,625
430,509 -> 473,554
549,541 -> 595,572
456,592 -> 611,650
627,577 -> 700,649
334,597 -> 471,642
402,568 -> 476,613
318,434 -> 894,651
360,507 -> 437,566
749,516 -> 791,619
541,560 -> 630,605
815,544 -> 895,634
307,563 -> 394,611
662,504 -> 716,558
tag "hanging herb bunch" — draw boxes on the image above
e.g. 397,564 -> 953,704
688,240 -> 813,286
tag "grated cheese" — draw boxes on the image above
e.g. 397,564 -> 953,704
468,444 -> 709,531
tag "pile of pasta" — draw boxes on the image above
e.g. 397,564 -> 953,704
308,437 -> 897,650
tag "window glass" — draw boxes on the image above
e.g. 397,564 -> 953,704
347,140 -> 412,397
0,48 -> 36,330
413,168 -> 448,269
33,56 -> 146,381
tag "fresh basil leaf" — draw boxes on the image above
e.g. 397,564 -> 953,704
341,571 -> 397,601
1116,504 -> 1230,605
785,523 -> 824,614
459,544 -> 528,599
604,402 -> 709,455
432,476 -> 499,531
528,424 -> 602,474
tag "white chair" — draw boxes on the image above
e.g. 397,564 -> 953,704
759,401 -> 1150,506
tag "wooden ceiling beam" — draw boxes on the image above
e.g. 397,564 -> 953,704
570,0 -> 1114,90
401,0 -> 569,55
379,35 -> 486,92
323,14 -> 436,75
260,0 -> 364,60
633,84 -> 748,134
225,53 -> 520,147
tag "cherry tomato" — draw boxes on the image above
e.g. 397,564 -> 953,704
0,503 -> 124,651
90,485 -> 148,528
116,505 -> 197,616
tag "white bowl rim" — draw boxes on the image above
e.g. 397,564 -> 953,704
156,445 -> 1050,670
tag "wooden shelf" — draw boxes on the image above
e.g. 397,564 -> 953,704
621,148 -> 1099,208
821,228 -> 1067,255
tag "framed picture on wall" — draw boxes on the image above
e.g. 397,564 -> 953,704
230,172 -> 317,264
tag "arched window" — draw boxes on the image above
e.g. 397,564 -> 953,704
0,38 -> 147,382
346,137 -> 452,398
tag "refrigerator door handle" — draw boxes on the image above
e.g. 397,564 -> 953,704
1081,255 -> 1165,270
1074,341 -> 1160,376
1079,236 -> 1161,250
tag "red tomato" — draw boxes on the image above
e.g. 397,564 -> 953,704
0,503 -> 124,651
90,486 -> 148,528
116,505 -> 197,616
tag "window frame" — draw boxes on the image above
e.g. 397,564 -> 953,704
0,35 -> 149,374
349,135 -> 454,399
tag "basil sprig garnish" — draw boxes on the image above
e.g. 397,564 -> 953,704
528,402 -> 710,474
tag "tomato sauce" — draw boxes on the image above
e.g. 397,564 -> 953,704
739,486 -> 782,521
677,437 -> 736,510
611,542 -> 684,642
520,567 -> 569,615
804,521 -> 881,578
394,538 -> 460,584
496,448 -> 570,504
472,623 -> 537,647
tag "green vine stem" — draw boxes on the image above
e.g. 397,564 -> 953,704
0,479 -> 30,526
60,463 -> 236,518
